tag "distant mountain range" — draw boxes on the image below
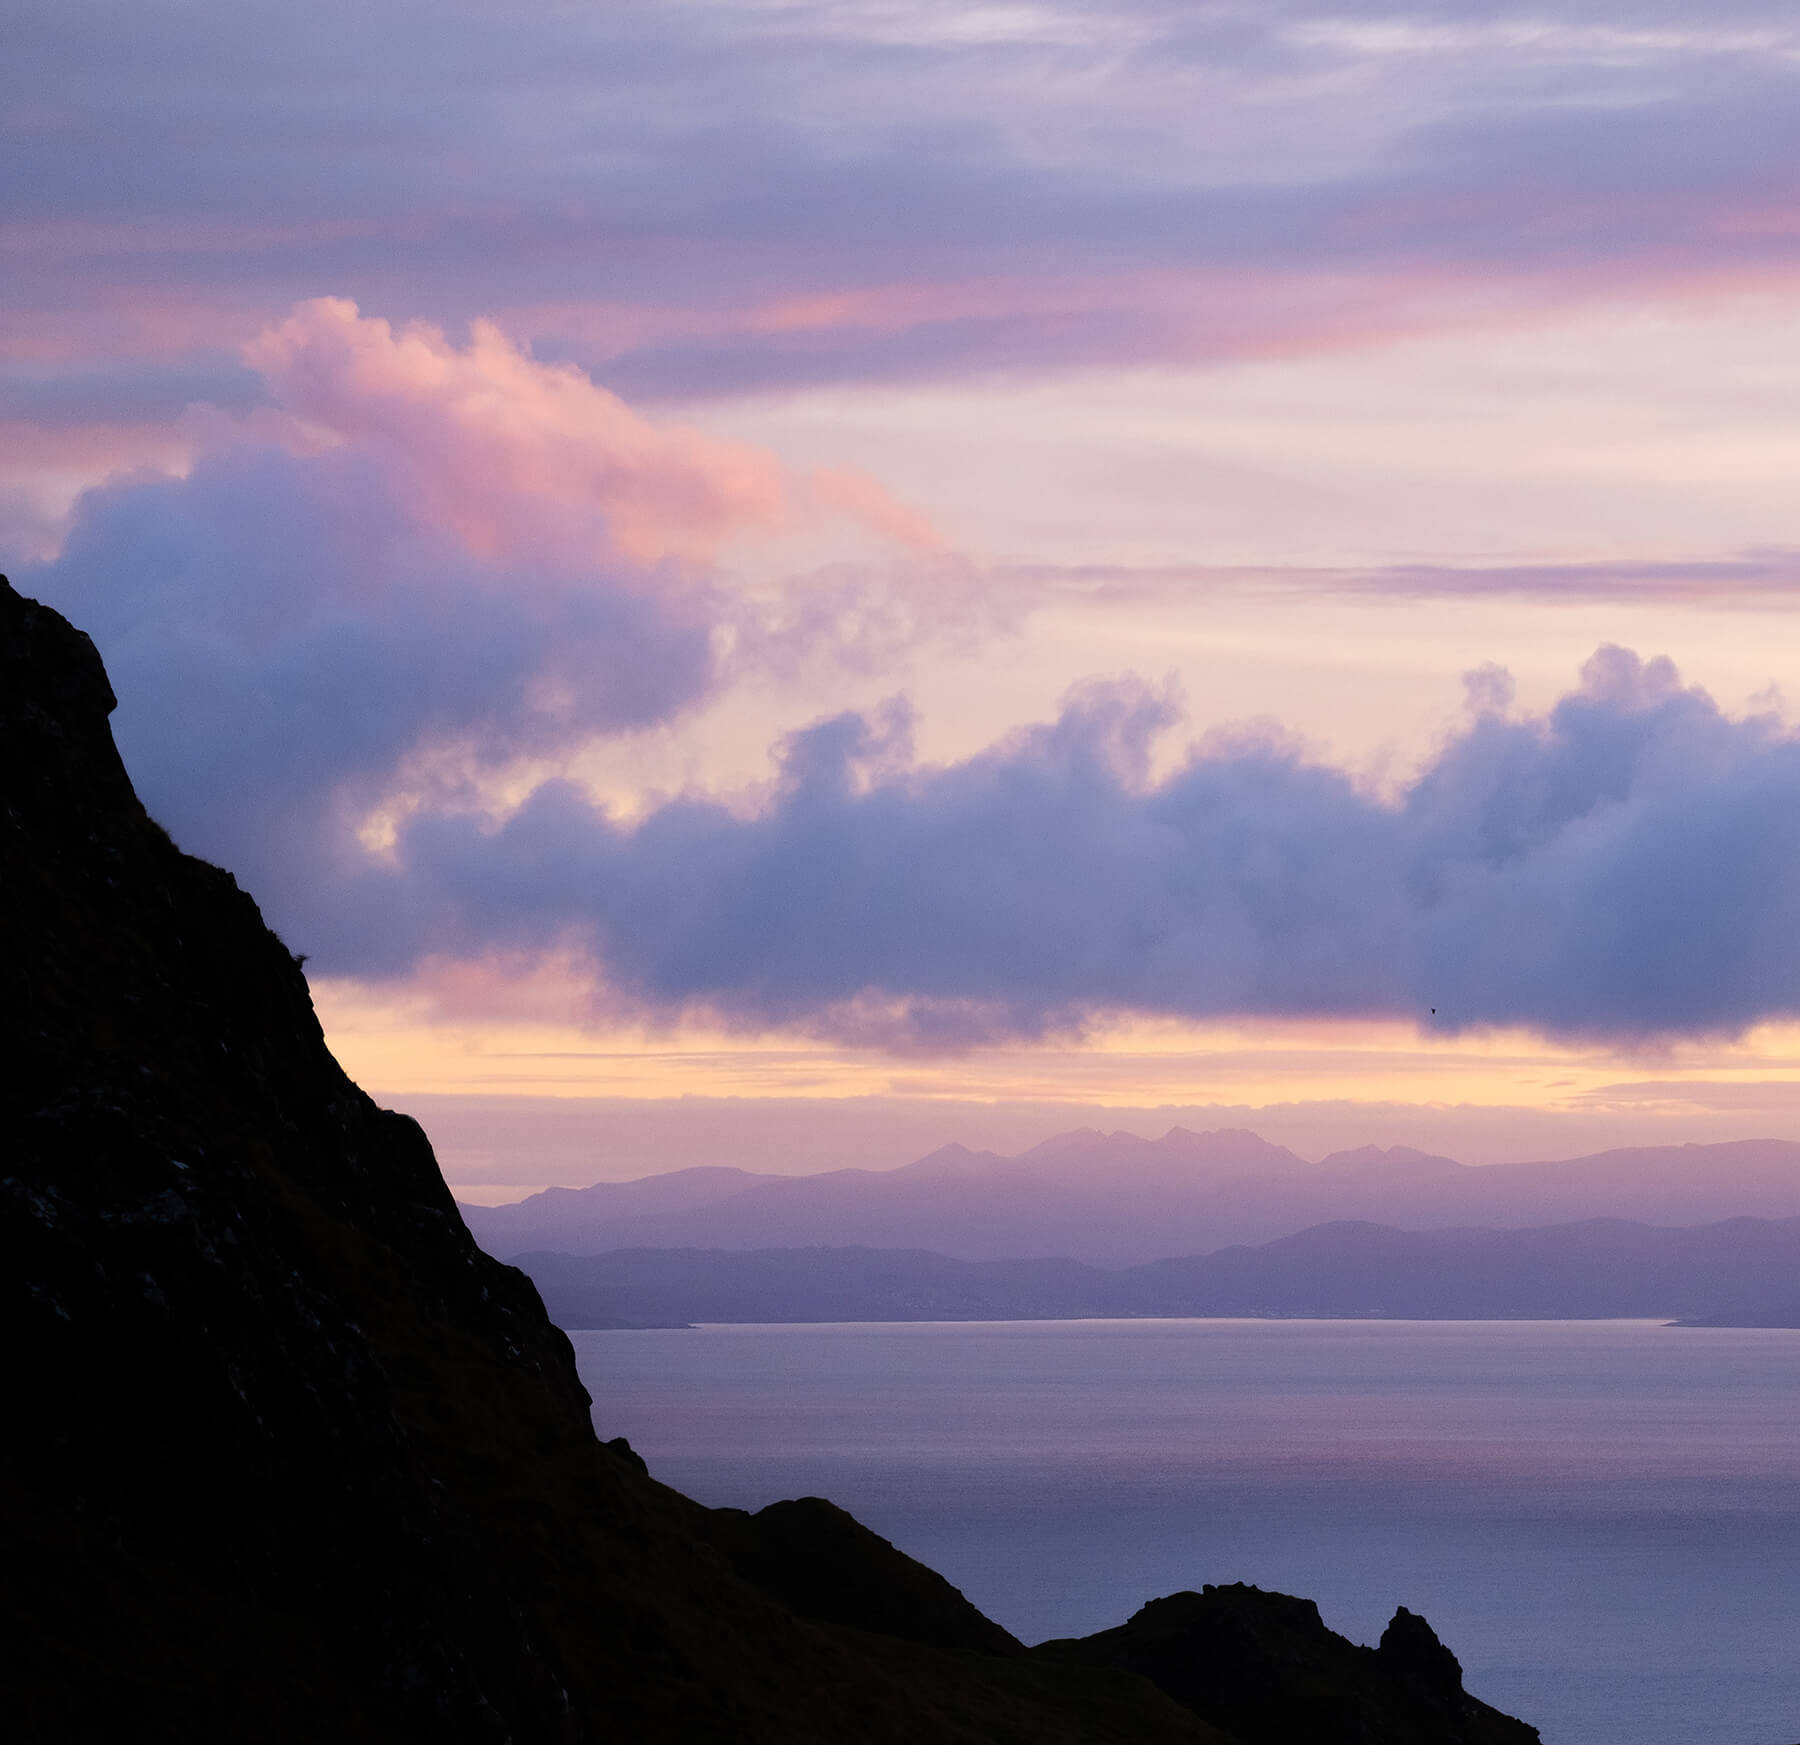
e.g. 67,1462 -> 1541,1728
462,1128 -> 1800,1265
512,1216 -> 1800,1328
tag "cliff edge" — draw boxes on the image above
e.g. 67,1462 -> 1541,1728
0,575 -> 1534,1745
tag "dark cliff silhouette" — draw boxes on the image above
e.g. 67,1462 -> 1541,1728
1,576 -> 1536,1744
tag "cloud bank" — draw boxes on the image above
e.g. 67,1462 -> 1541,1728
37,433 -> 1800,1049
25,297 -> 1800,1051
363,653 -> 1800,1046
21,298 -> 937,960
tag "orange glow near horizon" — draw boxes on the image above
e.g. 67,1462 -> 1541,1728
311,972 -> 1800,1118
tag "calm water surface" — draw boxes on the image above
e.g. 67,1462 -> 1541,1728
569,1319 -> 1800,1745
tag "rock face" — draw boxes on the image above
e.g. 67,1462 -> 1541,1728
1,575 -> 1536,1744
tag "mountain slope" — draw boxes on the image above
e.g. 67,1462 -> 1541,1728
0,576 -> 1222,1744
1,575 -> 1536,1744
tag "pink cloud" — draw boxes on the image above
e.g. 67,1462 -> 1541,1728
246,298 -> 940,570
0,421 -> 191,472
503,240 -> 1800,403
806,467 -> 944,552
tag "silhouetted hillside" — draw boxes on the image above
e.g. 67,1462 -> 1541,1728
1,576 -> 1537,1744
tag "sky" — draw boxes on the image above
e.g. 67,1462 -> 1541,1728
14,1 -> 1800,1197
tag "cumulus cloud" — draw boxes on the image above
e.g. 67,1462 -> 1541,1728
19,298 -> 939,957
369,650 -> 1800,1045
233,299 -> 933,568
39,567 -> 1798,1047
22,297 -> 1800,1052
244,299 -> 796,567
32,432 -> 718,957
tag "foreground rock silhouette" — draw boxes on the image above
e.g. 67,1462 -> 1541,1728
1042,1587 -> 1534,1745
0,576 -> 1537,1744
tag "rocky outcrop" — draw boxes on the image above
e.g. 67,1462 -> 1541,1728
1,574 -> 1536,1744
1037,1585 -> 1538,1745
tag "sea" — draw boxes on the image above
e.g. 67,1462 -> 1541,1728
569,1318 -> 1800,1745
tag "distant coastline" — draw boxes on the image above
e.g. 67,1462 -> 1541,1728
1669,1302 -> 1800,1329
497,1216 -> 1800,1330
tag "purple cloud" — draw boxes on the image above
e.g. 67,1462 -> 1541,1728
10,2 -> 1800,403
16,297 -> 953,966
1017,553 -> 1800,608
368,651 -> 1800,1045
27,438 -> 715,960
17,295 -> 1800,1050
33,479 -> 1800,1046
